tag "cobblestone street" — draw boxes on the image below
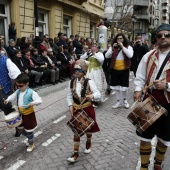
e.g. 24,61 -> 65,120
0,73 -> 170,170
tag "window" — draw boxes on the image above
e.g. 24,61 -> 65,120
38,9 -> 49,39
63,15 -> 71,37
90,23 -> 95,38
0,1 -> 10,41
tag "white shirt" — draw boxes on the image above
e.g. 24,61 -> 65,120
6,58 -> 21,79
134,49 -> 170,92
67,78 -> 101,106
105,46 -> 134,59
80,52 -> 104,64
6,89 -> 42,107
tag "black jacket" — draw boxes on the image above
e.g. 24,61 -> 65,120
13,56 -> 28,73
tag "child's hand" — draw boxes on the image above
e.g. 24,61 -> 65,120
28,103 -> 34,107
4,100 -> 8,105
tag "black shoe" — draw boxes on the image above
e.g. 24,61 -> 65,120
15,131 -> 21,137
59,79 -> 63,83
107,89 -> 111,95
51,82 -> 55,85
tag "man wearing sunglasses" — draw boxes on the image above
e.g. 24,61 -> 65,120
134,24 -> 170,170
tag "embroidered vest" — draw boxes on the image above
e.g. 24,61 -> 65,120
146,50 -> 170,103
110,46 -> 131,69
87,56 -> 102,72
70,78 -> 92,105
0,55 -> 12,94
17,88 -> 34,115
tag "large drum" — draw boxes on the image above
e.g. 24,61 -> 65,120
4,111 -> 22,128
127,95 -> 167,134
67,109 -> 95,137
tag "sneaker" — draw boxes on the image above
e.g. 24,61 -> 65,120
112,101 -> 121,109
84,142 -> 91,154
123,100 -> 129,109
27,144 -> 35,152
67,152 -> 79,162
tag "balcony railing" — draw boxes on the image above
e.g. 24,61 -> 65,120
162,0 -> 169,4
162,6 -> 169,11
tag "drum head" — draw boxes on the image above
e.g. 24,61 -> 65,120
4,111 -> 19,120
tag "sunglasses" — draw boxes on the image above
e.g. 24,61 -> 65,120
74,68 -> 84,73
156,32 -> 170,38
16,84 -> 26,88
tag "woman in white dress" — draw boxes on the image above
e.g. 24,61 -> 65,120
80,43 -> 106,103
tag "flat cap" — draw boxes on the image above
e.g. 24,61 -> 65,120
156,24 -> 170,33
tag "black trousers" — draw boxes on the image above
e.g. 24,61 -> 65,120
0,89 -> 14,115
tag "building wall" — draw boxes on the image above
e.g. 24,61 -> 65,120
6,0 -> 104,40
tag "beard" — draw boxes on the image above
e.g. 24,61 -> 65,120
159,41 -> 170,49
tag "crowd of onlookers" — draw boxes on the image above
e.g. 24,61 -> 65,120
0,32 -> 100,88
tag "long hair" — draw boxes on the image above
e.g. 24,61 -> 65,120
111,33 -> 129,47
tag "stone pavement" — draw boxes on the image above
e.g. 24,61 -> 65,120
0,75 -> 170,170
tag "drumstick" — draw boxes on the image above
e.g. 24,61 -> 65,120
141,78 -> 166,92
131,78 -> 166,110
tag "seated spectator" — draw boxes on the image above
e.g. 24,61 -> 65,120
31,48 -> 50,84
20,37 -> 29,51
57,46 -> 74,79
39,34 -> 50,52
47,48 -> 66,81
57,32 -> 67,47
0,39 -> 8,56
40,49 -> 60,84
23,49 -> 43,86
6,39 -> 18,62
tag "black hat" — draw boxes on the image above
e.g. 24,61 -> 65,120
63,45 -> 69,49
156,24 -> 170,33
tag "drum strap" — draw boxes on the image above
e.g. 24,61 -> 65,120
155,51 -> 170,80
81,78 -> 90,98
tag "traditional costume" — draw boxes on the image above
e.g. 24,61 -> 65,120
67,59 -> 100,162
6,86 -> 42,152
80,50 -> 106,102
105,40 -> 133,108
134,24 -> 170,170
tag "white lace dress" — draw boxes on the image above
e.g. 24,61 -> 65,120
80,52 -> 107,102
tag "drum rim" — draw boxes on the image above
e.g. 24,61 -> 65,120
133,95 -> 159,113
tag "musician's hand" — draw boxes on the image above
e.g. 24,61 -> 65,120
133,91 -> 142,102
153,80 -> 166,90
4,100 -> 8,105
86,94 -> 94,101
69,105 -> 73,116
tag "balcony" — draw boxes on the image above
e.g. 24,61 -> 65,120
162,12 -> 169,18
162,0 -> 169,4
134,0 -> 149,6
162,6 -> 169,11
135,13 -> 149,21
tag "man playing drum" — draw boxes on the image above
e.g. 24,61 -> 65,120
134,24 -> 170,170
67,59 -> 100,162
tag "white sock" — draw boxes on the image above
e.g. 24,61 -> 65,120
115,90 -> 121,102
122,90 -> 128,101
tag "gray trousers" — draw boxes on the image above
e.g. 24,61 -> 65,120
30,70 -> 43,83
49,68 -> 59,83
